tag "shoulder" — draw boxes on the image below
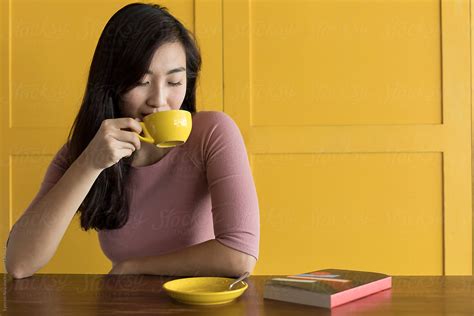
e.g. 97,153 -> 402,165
184,111 -> 245,164
192,110 -> 237,129
49,142 -> 70,163
190,110 -> 242,144
191,110 -> 240,138
38,141 -> 72,188
58,142 -> 70,155
51,142 -> 72,170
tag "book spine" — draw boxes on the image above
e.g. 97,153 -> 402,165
331,277 -> 392,308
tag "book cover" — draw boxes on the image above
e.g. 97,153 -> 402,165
263,268 -> 392,309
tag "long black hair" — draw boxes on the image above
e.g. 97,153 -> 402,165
66,2 -> 201,231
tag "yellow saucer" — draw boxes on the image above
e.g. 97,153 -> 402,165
162,277 -> 248,305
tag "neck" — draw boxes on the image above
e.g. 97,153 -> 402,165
131,142 -> 171,167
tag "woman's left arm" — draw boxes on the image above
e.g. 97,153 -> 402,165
109,112 -> 259,277
108,239 -> 255,276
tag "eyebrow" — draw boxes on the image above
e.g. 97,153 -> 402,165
146,67 -> 186,75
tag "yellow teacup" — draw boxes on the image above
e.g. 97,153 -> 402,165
136,110 -> 192,148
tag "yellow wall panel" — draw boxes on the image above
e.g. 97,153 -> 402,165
253,153 -> 443,275
251,0 -> 441,126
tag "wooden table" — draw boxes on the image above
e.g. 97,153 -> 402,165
1,274 -> 474,315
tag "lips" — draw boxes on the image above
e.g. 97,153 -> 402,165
140,113 -> 153,120
141,109 -> 167,119
141,112 -> 155,118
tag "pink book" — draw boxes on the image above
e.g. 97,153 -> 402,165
263,268 -> 392,309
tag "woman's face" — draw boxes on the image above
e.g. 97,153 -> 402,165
120,41 -> 187,121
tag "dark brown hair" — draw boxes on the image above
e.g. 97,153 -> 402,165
66,2 -> 201,231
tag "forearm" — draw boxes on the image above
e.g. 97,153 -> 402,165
124,239 -> 254,278
5,154 -> 102,279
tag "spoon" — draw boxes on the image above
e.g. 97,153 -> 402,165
228,271 -> 250,290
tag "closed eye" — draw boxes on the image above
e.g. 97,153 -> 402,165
136,81 -> 182,86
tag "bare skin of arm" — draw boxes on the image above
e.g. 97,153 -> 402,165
4,118 -> 143,279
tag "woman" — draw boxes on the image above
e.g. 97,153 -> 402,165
5,2 -> 259,279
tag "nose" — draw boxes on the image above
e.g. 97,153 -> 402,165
146,85 -> 170,112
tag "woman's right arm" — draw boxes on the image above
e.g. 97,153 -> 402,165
4,153 -> 103,279
4,118 -> 142,279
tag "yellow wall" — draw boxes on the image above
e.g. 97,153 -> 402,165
1,0 -> 472,276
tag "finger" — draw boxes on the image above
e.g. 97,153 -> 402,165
111,129 -> 141,151
121,148 -> 134,159
110,134 -> 137,152
112,148 -> 134,164
108,117 -> 143,134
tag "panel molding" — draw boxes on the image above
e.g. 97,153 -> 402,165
0,0 -> 10,274
195,0 -> 223,112
442,0 -> 472,275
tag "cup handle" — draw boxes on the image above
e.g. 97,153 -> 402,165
136,122 -> 154,144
